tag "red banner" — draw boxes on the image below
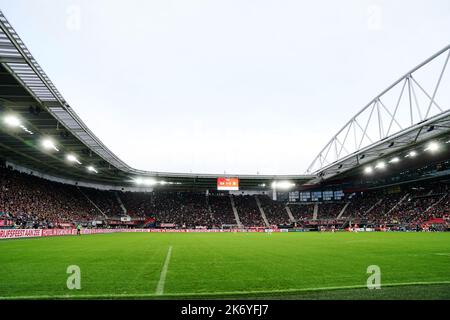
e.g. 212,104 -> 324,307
0,220 -> 13,227
0,228 -> 281,239
42,229 -> 76,237
0,229 -> 42,239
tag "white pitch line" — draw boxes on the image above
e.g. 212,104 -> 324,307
155,245 -> 173,295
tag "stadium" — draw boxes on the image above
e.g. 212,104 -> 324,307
0,4 -> 450,302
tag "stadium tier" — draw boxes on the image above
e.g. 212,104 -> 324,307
1,164 -> 449,231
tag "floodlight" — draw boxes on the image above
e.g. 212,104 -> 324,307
425,141 -> 439,152
364,166 -> 373,174
271,181 -> 295,190
135,178 -> 157,186
143,178 -> 157,186
3,115 -> 21,127
405,151 -> 417,158
389,157 -> 400,163
3,115 -> 33,134
375,161 -> 386,169
87,166 -> 98,173
41,138 -> 59,151
66,154 -> 81,164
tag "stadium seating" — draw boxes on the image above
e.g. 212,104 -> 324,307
0,166 -> 99,228
288,203 -> 314,221
233,195 -> 265,227
0,166 -> 449,230
258,196 -> 291,226
208,194 -> 236,226
318,202 -> 346,219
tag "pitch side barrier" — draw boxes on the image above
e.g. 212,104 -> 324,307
0,228 -> 289,240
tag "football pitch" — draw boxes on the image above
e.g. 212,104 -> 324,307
0,232 -> 449,300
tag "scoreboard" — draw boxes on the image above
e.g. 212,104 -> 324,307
217,177 -> 239,191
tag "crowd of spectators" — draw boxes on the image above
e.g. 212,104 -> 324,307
387,186 -> 448,226
1,165 -> 449,230
0,166 -> 99,228
345,184 -> 450,228
120,192 -> 153,218
318,202 -> 347,219
233,195 -> 265,227
427,194 -> 450,220
259,196 -> 291,225
121,192 -> 215,228
362,193 -> 404,223
288,203 -> 314,221
82,188 -> 123,217
209,194 -> 236,225
345,192 -> 382,220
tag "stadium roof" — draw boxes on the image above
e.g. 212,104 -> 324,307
307,43 -> 450,184
0,10 -> 449,190
0,11 -> 313,190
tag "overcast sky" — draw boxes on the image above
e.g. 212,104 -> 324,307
0,0 -> 449,175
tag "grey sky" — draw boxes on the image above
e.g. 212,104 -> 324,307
0,0 -> 449,175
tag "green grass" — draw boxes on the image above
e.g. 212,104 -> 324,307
0,232 -> 449,299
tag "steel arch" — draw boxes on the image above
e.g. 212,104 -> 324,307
307,44 -> 450,174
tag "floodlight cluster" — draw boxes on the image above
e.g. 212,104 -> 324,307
1,114 -> 98,174
271,181 -> 295,190
133,178 -> 179,186
2,114 -> 187,185
363,141 -> 442,175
